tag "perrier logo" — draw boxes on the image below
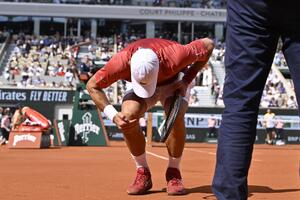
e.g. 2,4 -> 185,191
74,112 -> 100,143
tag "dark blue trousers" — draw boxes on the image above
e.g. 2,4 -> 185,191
212,1 -> 300,199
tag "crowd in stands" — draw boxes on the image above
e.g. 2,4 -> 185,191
211,40 -> 225,62
273,40 -> 288,68
1,32 -> 145,91
0,0 -> 227,9
274,50 -> 287,68
212,69 -> 298,109
208,40 -> 297,108
260,70 -> 288,108
2,34 -> 83,88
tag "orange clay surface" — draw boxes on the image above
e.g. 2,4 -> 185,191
0,142 -> 299,200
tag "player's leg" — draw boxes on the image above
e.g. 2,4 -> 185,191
265,128 -> 272,144
160,82 -> 191,195
163,98 -> 188,158
121,92 -> 152,195
212,1 -> 279,199
121,93 -> 147,156
271,128 -> 276,144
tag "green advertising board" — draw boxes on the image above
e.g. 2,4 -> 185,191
53,120 -> 70,146
70,83 -> 108,146
70,109 -> 107,146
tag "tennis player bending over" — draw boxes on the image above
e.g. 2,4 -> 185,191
87,38 -> 213,195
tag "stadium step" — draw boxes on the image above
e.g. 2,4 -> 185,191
193,86 -> 216,107
210,60 -> 225,86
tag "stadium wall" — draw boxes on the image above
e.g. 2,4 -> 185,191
108,105 -> 300,144
0,2 -> 226,22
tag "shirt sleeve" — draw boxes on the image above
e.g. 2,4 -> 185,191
188,39 -> 209,62
162,44 -> 197,71
94,51 -> 129,89
181,40 -> 209,84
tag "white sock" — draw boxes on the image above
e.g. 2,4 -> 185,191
131,152 -> 149,169
168,156 -> 181,169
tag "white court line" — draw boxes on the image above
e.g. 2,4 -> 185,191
146,151 -> 168,160
147,149 -> 262,162
184,148 -> 261,162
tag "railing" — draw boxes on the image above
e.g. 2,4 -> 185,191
0,34 -> 10,71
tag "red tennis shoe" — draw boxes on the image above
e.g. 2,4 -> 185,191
127,167 -> 152,195
166,167 -> 186,195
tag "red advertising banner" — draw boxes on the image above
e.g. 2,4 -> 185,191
8,131 -> 43,148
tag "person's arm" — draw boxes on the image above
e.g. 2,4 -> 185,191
86,75 -> 111,112
87,76 -> 138,131
171,38 -> 214,96
182,38 -> 214,84
182,60 -> 208,84
86,53 -> 123,112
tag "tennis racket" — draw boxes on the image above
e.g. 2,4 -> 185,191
159,92 -> 183,142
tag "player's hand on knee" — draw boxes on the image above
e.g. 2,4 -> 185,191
113,112 -> 139,131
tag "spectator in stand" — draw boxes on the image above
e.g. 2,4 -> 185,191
274,50 -> 287,67
65,68 -> 74,83
276,93 -> 286,107
268,97 -> 278,107
276,81 -> 286,94
56,63 -> 65,76
100,49 -> 111,61
189,94 -> 199,106
274,52 -> 281,66
215,86 -> 224,106
153,0 -> 162,6
202,65 -> 212,86
79,55 -> 92,81
287,95 -> 298,108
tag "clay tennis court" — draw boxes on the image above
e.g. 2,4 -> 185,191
0,142 -> 299,200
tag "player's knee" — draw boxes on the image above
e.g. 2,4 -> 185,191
120,110 -> 140,121
121,100 -> 146,120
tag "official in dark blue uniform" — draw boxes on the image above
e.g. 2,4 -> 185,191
212,1 -> 300,199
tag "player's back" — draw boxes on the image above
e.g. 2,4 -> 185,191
122,38 -> 178,55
